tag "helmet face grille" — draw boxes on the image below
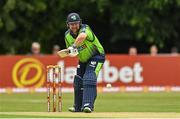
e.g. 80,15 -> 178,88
67,13 -> 81,23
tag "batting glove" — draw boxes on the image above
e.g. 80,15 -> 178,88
68,46 -> 78,57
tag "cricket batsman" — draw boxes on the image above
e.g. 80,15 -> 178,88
58,13 -> 105,113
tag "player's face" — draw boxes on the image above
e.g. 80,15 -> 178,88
68,22 -> 80,33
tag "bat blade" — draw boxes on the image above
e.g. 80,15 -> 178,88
57,49 -> 69,58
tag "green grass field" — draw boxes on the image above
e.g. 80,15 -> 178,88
0,92 -> 180,118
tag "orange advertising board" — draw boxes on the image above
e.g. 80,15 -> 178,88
0,55 -> 180,88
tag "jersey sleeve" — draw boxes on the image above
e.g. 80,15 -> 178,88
65,37 -> 70,48
64,30 -> 71,48
79,25 -> 95,42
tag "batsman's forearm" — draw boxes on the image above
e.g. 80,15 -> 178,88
74,33 -> 87,46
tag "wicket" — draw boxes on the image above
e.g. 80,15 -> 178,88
46,65 -> 62,112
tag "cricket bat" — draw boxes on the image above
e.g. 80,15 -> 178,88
57,49 -> 70,58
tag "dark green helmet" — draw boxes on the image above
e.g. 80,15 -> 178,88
66,13 -> 81,24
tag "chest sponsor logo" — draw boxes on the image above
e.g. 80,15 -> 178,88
78,44 -> 87,51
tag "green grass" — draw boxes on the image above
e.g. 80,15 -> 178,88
0,92 -> 180,112
0,92 -> 180,118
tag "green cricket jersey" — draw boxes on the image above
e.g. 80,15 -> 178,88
64,24 -> 105,63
